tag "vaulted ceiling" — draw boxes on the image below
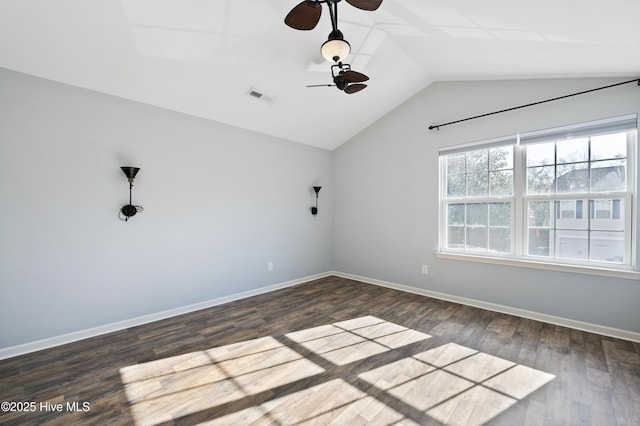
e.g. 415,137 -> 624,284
1,0 -> 639,150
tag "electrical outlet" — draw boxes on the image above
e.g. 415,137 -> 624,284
421,265 -> 428,274
267,262 -> 274,272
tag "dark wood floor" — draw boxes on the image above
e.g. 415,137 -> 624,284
1,276 -> 638,425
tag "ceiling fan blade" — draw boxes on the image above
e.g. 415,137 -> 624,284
342,70 -> 369,83
285,1 -> 322,30
345,83 -> 367,94
345,0 -> 383,11
306,84 -> 335,88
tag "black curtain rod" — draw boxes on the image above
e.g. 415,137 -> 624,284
428,78 -> 640,131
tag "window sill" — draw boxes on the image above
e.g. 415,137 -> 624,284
434,251 -> 640,280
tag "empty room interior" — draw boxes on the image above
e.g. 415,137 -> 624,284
1,1 -> 640,425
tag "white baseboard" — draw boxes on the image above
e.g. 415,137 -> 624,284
331,271 -> 640,343
3,270 -> 637,361
0,272 -> 332,361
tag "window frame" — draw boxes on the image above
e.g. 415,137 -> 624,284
438,115 -> 638,274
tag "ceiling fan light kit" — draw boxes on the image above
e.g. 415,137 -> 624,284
321,34 -> 351,63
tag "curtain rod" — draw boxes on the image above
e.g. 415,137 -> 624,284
428,78 -> 640,131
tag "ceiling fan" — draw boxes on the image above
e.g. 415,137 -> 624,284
307,62 -> 369,94
285,0 -> 383,63
285,0 -> 382,31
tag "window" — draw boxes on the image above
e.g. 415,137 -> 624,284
439,114 -> 636,270
444,142 -> 515,254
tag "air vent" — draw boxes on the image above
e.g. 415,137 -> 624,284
248,88 -> 263,99
246,87 -> 273,104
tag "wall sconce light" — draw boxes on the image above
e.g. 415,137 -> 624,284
119,166 -> 144,222
310,186 -> 321,215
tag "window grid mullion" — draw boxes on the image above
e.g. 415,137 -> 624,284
514,141 -> 524,257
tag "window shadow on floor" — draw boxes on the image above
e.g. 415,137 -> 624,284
119,315 -> 554,425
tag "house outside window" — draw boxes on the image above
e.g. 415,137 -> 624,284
439,114 -> 637,271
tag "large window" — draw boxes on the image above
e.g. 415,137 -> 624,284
439,114 -> 636,270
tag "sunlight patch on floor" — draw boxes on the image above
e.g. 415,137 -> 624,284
359,342 -> 555,426
286,315 -> 432,365
119,336 -> 325,426
120,317 -> 553,426
198,378 -> 417,426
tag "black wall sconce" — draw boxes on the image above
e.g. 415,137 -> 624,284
119,166 -> 144,222
310,186 -> 321,215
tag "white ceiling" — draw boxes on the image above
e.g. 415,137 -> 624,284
1,0 -> 639,150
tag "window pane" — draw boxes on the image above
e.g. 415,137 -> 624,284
489,170 -> 513,196
556,199 -> 588,230
447,226 -> 465,249
447,174 -> 466,197
590,231 -> 624,263
528,201 -> 551,227
489,146 -> 513,170
466,203 -> 487,226
528,229 -> 551,256
467,150 -> 488,172
590,159 -> 625,192
527,142 -> 554,167
447,154 -> 466,174
489,202 -> 511,227
591,198 -> 625,231
467,173 -> 488,196
527,166 -> 554,194
613,199 -> 621,220
466,227 -> 488,250
591,132 -> 626,161
489,228 -> 510,253
556,163 -> 588,193
594,199 -> 612,219
447,204 -> 465,225
556,230 -> 588,260
557,137 -> 588,164
559,200 -> 577,219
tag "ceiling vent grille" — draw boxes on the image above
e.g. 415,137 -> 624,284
248,88 -> 264,99
246,87 -> 274,104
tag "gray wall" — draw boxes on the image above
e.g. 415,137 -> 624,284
333,78 -> 640,333
3,70 -> 639,352
0,68 -> 332,348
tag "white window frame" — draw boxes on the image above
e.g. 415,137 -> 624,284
438,114 -> 638,276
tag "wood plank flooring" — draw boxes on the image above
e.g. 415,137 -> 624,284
0,276 -> 638,425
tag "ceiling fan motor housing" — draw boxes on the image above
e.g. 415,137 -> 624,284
334,75 -> 348,90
